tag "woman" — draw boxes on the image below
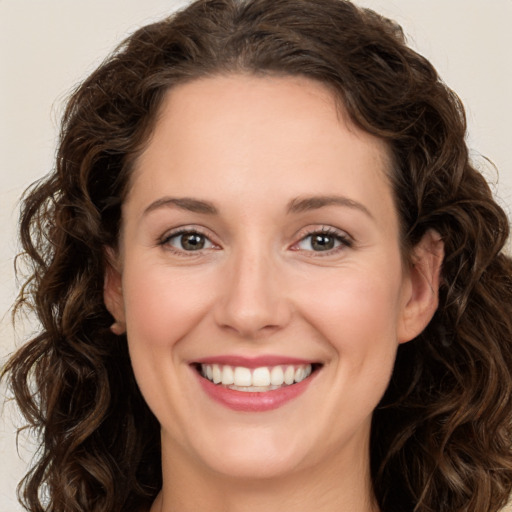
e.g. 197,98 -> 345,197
3,0 -> 512,511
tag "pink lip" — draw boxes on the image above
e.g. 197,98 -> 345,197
193,355 -> 315,368
193,364 -> 319,412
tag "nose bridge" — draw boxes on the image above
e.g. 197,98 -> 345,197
215,239 -> 289,337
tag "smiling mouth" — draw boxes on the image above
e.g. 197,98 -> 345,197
194,363 -> 321,392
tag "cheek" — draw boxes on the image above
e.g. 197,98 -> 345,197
120,263 -> 218,425
286,267 -> 405,444
295,265 -> 405,406
122,263 -> 215,349
301,269 -> 404,345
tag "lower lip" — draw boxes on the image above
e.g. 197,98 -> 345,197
195,370 -> 317,412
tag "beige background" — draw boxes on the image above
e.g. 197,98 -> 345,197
1,1 -> 511,510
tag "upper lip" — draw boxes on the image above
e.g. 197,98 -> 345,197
192,355 -> 319,368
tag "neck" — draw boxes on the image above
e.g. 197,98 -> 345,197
151,434 -> 379,512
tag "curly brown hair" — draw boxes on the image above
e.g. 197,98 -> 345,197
3,0 -> 512,511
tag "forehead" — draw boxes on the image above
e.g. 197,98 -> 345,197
127,74 -> 395,222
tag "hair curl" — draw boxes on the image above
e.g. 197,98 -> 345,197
3,1 -> 512,511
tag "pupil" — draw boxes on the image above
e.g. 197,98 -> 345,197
182,233 -> 204,250
312,234 -> 334,251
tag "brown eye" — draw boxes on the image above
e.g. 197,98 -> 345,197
296,229 -> 351,252
166,231 -> 213,251
181,233 -> 205,250
310,233 -> 336,251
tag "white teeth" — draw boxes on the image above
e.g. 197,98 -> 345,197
229,384 -> 282,392
221,365 -> 234,385
252,367 -> 270,387
212,364 -> 222,384
284,365 -> 295,385
270,366 -> 284,385
200,363 -> 314,390
233,366 -> 252,386
295,367 -> 305,382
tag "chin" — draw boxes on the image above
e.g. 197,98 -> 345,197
185,424 -> 313,480
205,450 -> 305,481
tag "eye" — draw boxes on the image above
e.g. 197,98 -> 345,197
163,230 -> 215,251
295,228 -> 351,252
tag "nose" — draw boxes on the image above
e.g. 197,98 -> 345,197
213,246 -> 291,339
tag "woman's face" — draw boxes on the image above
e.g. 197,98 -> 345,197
106,74 -> 437,482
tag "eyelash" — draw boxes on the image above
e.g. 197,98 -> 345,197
292,227 -> 353,256
158,226 -> 353,256
158,227 -> 218,256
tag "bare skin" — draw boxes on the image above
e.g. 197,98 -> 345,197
105,74 -> 443,512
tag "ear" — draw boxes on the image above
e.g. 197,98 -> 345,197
398,229 -> 444,344
104,247 -> 126,332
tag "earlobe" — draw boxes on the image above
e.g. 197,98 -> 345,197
104,248 -> 126,334
398,229 -> 444,344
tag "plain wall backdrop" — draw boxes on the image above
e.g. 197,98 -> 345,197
1,1 -> 511,510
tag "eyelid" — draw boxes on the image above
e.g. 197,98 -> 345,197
158,225 -> 220,252
290,225 -> 353,254
156,224 -> 352,255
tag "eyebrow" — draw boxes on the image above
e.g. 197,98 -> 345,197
287,195 -> 374,219
142,194 -> 373,219
143,197 -> 218,216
